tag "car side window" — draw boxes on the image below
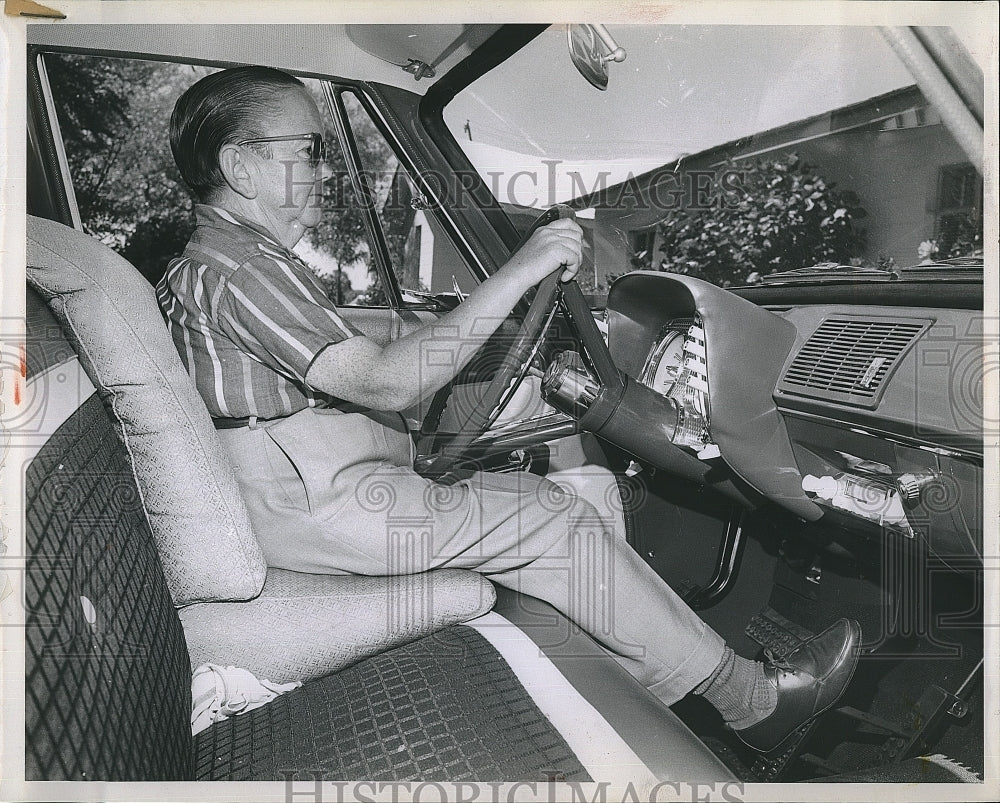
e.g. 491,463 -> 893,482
39,52 -> 471,308
335,89 -> 477,304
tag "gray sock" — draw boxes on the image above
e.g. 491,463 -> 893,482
693,647 -> 777,729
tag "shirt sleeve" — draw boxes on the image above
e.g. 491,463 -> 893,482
216,250 -> 362,383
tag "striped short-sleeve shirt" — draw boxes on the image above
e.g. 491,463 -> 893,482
156,205 -> 360,420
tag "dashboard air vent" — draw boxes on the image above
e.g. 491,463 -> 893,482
779,315 -> 931,408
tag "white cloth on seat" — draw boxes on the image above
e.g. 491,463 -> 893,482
191,664 -> 301,736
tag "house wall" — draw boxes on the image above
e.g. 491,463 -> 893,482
590,105 -> 970,285
786,122 -> 967,268
409,209 -> 479,294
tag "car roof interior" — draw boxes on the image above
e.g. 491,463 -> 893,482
27,23 -> 504,92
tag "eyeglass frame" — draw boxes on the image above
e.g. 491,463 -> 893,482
235,133 -> 328,170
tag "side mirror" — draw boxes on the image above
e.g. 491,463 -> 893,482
567,24 -> 626,91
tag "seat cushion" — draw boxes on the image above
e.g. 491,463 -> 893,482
180,568 -> 496,684
193,601 -> 735,786
26,215 -> 266,605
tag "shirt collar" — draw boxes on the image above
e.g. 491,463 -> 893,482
194,204 -> 288,252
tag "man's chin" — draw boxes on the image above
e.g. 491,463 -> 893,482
301,205 -> 323,231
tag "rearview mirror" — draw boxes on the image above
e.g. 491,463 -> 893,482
567,24 -> 626,91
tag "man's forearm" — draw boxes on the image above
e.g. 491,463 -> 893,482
305,219 -> 583,411
385,266 -> 532,399
306,265 -> 532,411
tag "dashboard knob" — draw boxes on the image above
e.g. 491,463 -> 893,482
895,471 -> 941,503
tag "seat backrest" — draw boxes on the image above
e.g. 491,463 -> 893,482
22,217 -> 498,761
23,288 -> 195,780
26,215 -> 267,607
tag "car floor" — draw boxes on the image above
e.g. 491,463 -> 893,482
626,471 -> 985,782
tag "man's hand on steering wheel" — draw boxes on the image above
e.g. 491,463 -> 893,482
415,206 -> 607,479
501,216 -> 584,287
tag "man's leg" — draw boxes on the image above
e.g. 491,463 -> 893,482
353,464 -> 863,750
423,467 -> 729,705
219,413 -> 723,700
220,411 -> 861,749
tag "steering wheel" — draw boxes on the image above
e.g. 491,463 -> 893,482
416,205 -> 623,479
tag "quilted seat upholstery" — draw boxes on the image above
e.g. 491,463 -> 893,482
24,384 -> 195,780
193,626 -> 589,781
25,215 -> 496,683
180,568 -> 495,684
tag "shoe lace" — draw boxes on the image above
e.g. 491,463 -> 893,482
764,647 -> 795,672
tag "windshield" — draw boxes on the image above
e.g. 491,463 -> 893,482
444,25 -> 984,293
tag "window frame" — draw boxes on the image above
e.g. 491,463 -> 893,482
324,83 -> 404,309
29,49 -> 83,228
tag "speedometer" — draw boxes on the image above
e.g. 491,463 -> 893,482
640,326 -> 686,396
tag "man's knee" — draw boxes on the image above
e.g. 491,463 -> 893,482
515,475 -> 616,560
530,475 -> 608,533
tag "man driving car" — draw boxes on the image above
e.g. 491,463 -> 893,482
156,65 -> 862,754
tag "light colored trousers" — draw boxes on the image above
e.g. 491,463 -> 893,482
219,407 -> 725,704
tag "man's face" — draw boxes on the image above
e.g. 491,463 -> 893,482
252,87 -> 329,241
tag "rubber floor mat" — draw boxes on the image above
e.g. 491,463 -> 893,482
195,625 -> 591,782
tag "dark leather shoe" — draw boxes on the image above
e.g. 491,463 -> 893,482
734,618 -> 862,753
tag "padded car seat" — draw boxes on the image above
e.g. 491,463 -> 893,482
22,215 -> 734,784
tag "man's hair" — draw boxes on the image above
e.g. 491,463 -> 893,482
170,66 -> 305,202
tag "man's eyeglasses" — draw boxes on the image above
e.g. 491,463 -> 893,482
236,133 -> 328,170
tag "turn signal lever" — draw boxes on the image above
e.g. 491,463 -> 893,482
542,349 -> 704,465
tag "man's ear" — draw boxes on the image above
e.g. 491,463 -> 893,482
218,143 -> 258,200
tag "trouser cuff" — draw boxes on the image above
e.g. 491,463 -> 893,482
645,624 -> 728,706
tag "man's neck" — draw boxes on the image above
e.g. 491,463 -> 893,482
206,192 -> 303,250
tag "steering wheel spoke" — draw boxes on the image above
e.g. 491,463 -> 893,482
415,205 -> 608,479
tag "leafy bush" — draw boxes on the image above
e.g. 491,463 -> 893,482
937,211 -> 983,259
653,153 -> 867,286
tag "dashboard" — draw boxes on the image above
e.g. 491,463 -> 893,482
602,272 -> 983,560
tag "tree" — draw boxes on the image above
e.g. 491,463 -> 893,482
312,269 -> 360,306
45,56 -> 383,298
652,153 -> 867,286
47,54 -> 203,283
